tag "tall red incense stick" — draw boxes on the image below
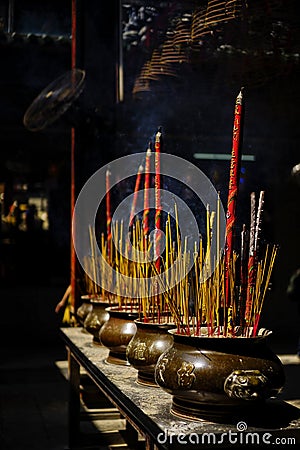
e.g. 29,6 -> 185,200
154,127 -> 162,266
224,88 -> 245,315
154,128 -> 162,322
143,145 -> 151,238
106,169 -> 112,262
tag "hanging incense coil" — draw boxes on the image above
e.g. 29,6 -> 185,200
147,49 -> 163,80
148,47 -> 179,79
191,7 -> 211,43
205,0 -> 244,26
172,17 -> 192,48
132,61 -> 151,94
191,1 -> 244,44
133,44 -> 180,94
159,62 -> 178,77
161,38 -> 188,65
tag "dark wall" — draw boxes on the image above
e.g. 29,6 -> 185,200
0,1 -> 299,342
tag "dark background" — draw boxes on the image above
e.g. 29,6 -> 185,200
0,0 -> 300,346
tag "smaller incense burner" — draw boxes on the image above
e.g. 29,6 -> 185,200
99,306 -> 139,365
76,295 -> 93,326
83,298 -> 111,345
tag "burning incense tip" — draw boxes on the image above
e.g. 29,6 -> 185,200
237,87 -> 244,102
156,127 -> 162,141
138,165 -> 144,172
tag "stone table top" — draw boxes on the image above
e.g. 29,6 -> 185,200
61,327 -> 300,448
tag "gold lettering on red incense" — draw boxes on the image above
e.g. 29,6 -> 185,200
229,118 -> 240,190
229,148 -> 236,190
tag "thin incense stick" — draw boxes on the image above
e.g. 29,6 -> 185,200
245,192 -> 256,329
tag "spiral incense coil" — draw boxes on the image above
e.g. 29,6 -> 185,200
192,1 -> 244,43
132,78 -> 150,95
191,7 -> 210,42
132,62 -> 151,94
161,38 -> 188,64
155,45 -> 179,77
173,18 -> 192,48
147,49 -> 163,81
149,48 -> 180,82
159,62 -> 178,77
205,0 -> 244,26
132,52 -> 177,94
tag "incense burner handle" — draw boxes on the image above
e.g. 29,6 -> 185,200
224,369 -> 268,400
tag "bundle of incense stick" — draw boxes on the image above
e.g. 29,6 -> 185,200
92,186 -> 277,334
81,226 -> 115,301
153,192 -> 277,337
82,256 -> 98,296
110,217 -> 172,320
81,225 -> 101,296
89,113 -> 278,334
96,187 -> 277,334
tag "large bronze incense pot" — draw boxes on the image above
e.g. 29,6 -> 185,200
126,319 -> 175,386
155,328 -> 285,422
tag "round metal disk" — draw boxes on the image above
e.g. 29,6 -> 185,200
23,68 -> 86,131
